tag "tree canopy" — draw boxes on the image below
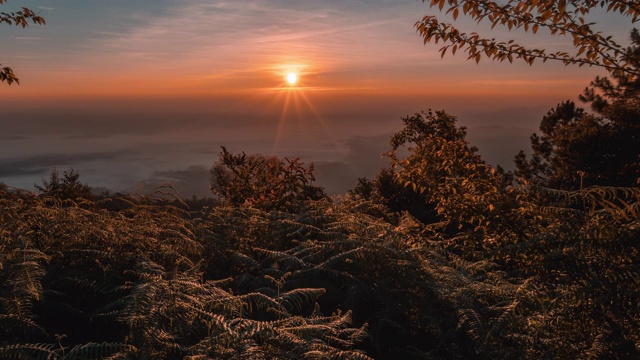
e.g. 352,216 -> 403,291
417,0 -> 640,76
515,30 -> 640,189
0,0 -> 45,85
210,147 -> 325,212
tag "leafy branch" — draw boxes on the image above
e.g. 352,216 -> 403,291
417,0 -> 640,76
0,0 -> 46,85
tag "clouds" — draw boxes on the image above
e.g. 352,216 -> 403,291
5,0 -> 438,96
4,0 -> 610,99
314,133 -> 392,195
0,150 -> 131,178
1,0 -> 619,197
0,100 -> 551,197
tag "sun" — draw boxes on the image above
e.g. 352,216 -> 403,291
286,72 -> 297,85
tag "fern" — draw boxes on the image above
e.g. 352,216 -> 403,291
0,315 -> 49,339
256,248 -> 310,271
62,342 -> 135,360
278,288 -> 326,313
0,343 -> 57,360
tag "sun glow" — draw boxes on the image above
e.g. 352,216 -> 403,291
268,67 -> 337,155
286,72 -> 298,85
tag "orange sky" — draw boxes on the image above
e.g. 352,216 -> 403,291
2,1 -> 625,102
0,0 -> 636,195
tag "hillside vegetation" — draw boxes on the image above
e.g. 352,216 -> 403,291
3,1 -> 640,358
1,109 -> 638,359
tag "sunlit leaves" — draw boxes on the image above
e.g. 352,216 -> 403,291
0,65 -> 19,85
210,147 -> 325,212
0,0 -> 46,85
515,59 -> 640,191
2,156 -> 640,358
417,0 -> 640,75
386,110 -> 527,235
0,1 -> 45,28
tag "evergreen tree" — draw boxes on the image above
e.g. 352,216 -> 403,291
515,30 -> 640,190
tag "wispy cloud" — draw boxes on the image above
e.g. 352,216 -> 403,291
5,0 -> 609,100
0,151 -> 132,177
60,0 -> 431,93
14,37 -> 45,41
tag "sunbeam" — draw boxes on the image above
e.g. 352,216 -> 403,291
270,79 -> 340,155
272,88 -> 293,154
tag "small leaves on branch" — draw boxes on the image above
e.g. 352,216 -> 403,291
0,65 -> 19,85
417,0 -> 640,76
0,2 -> 45,28
0,0 -> 46,85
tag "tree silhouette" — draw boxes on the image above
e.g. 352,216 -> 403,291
515,31 -> 640,189
35,169 -> 94,201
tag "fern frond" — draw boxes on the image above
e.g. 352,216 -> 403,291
205,277 -> 234,288
316,247 -> 366,269
59,276 -> 120,295
457,308 -> 484,344
230,251 -> 259,269
62,342 -> 135,360
232,318 -> 278,340
90,298 -> 128,319
238,292 -> 289,319
3,255 -> 46,318
256,248 -> 308,271
278,288 -> 326,313
0,315 -> 49,339
0,343 -> 57,360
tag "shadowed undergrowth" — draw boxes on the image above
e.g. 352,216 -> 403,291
1,180 -> 638,359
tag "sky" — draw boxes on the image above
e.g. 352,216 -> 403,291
0,0 -> 635,196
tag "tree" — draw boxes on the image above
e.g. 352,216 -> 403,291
387,110 -> 522,235
35,169 -> 94,201
347,170 -> 438,224
416,0 -> 640,76
515,31 -> 640,189
210,147 -> 325,211
1,0 -> 45,85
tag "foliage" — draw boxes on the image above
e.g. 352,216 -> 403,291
515,32 -> 640,189
210,146 -> 326,212
2,160 -> 640,358
416,0 -> 640,76
4,111 -> 640,360
35,169 -> 95,202
1,1 -> 638,358
0,0 -> 46,85
580,29 -> 640,112
347,170 -> 437,224
494,185 -> 640,358
384,112 -> 640,357
200,200 -> 519,359
0,186 -> 370,359
386,110 -> 529,238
